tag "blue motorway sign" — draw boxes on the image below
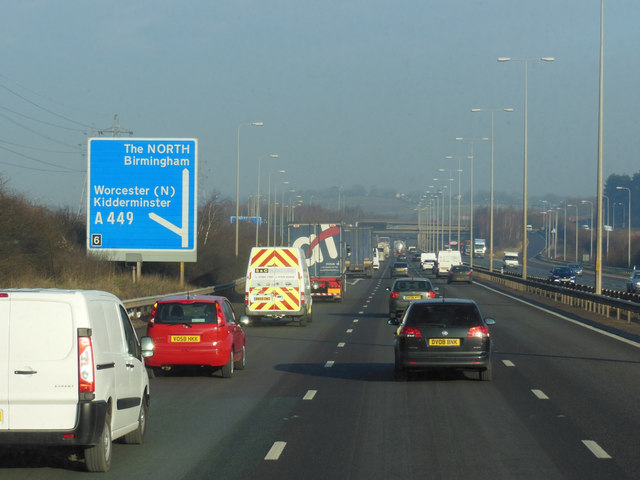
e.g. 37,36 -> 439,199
87,138 -> 198,262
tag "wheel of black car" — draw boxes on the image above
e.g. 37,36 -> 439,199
123,394 -> 148,444
85,411 -> 112,472
222,351 -> 234,378
234,345 -> 246,370
479,363 -> 493,381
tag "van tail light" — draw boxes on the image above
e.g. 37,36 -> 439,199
390,290 -> 399,299
244,292 -> 249,305
468,325 -> 490,338
399,326 -> 422,338
78,336 -> 95,394
301,291 -> 306,305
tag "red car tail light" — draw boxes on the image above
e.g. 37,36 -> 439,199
148,302 -> 158,326
427,291 -> 436,298
400,326 -> 422,338
468,325 -> 490,338
390,290 -> 399,299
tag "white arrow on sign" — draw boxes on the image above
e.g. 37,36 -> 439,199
148,168 -> 190,247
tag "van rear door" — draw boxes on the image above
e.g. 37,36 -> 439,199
8,297 -> 79,430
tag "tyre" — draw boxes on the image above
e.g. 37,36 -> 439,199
123,394 -> 148,444
299,315 -> 307,327
479,363 -> 492,381
85,411 -> 112,472
234,345 -> 246,370
221,351 -> 234,378
394,357 -> 407,381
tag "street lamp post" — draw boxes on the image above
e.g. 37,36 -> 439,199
471,107 -> 514,271
456,137 -> 488,268
581,200 -> 594,262
235,121 -> 264,257
498,56 -> 555,279
568,204 -> 579,262
616,186 -> 631,267
256,154 -> 278,246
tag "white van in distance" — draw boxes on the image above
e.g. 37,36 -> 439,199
0,289 -> 153,472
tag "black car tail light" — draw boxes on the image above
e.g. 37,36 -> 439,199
467,325 -> 490,338
390,290 -> 399,299
400,326 -> 422,338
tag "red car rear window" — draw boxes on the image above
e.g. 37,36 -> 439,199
154,302 -> 219,324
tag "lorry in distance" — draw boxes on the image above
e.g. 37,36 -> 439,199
344,225 -> 373,277
474,239 -> 486,257
288,223 -> 345,301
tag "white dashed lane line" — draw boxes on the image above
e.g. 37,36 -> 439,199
531,389 -> 549,400
582,440 -> 612,459
324,361 -> 335,368
265,441 -> 287,461
353,319 -> 359,323
346,329 -> 353,333
337,342 -> 346,348
502,360 -> 516,367
303,390 -> 317,400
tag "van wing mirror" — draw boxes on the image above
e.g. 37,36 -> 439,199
140,336 -> 155,358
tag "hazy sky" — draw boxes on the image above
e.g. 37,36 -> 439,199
1,0 -> 638,210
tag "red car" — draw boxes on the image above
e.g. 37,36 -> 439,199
144,294 -> 248,378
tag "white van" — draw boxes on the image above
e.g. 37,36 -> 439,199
0,289 -> 152,472
420,252 -> 437,271
436,249 -> 463,277
245,247 -> 313,326
503,251 -> 520,268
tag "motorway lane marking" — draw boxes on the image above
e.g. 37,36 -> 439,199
502,360 -> 516,367
531,389 -> 549,400
477,282 -> 640,349
265,441 -> 287,461
346,329 -> 353,333
324,361 -> 335,368
582,440 -> 612,459
353,319 -> 359,323
303,390 -> 317,400
358,311 -> 364,314
338,342 -> 346,347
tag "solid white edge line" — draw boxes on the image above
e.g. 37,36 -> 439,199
324,360 -> 334,367
477,282 -> 640,349
582,440 -> 612,459
265,441 -> 287,461
502,360 -> 515,367
303,390 -> 317,400
531,389 -> 549,400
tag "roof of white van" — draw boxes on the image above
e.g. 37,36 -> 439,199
0,288 -> 121,301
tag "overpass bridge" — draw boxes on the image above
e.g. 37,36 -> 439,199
355,219 -> 471,250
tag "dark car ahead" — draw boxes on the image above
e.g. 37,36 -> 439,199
448,264 -> 472,283
387,277 -> 438,318
390,261 -> 409,277
389,299 -> 495,381
548,266 -> 576,284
